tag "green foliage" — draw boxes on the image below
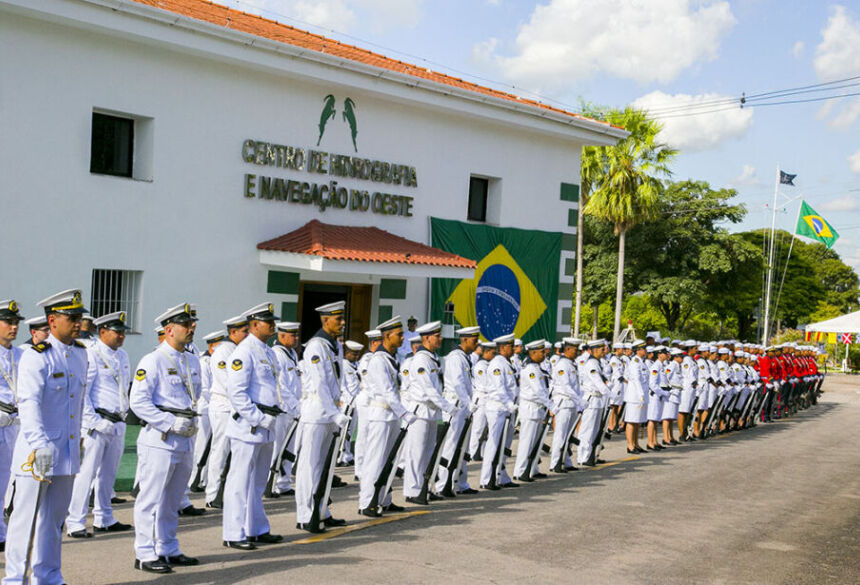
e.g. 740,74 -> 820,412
807,301 -> 843,324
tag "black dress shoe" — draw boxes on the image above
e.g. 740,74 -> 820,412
564,465 -> 578,471
205,500 -> 222,509
359,507 -> 382,517
634,446 -> 645,453
440,488 -> 457,498
533,472 -> 547,479
281,488 -> 295,496
110,496 -> 127,504
500,482 -> 519,488
0,541 -> 4,552
68,529 -> 92,538
596,458 -> 607,463
94,521 -> 132,533
135,559 -> 172,573
160,554 -> 199,566
480,484 -> 500,491
223,540 -> 256,550
323,516 -> 347,527
427,492 -> 443,501
264,491 -> 281,499
331,475 -> 348,488
627,448 -> 638,454
653,444 -> 665,451
178,505 -> 206,516
296,522 -> 325,533
383,502 -> 405,512
457,488 -> 479,495
472,454 -> 483,462
395,467 -> 404,478
405,496 -> 429,505
514,475 -> 534,483
551,466 -> 567,473
248,532 -> 283,544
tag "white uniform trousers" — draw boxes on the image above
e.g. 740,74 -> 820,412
402,418 -> 436,498
353,404 -> 369,480
294,422 -> 335,524
550,408 -> 576,469
513,416 -> 543,478
2,475 -> 74,585
358,419 -> 398,509
0,425 -> 18,542
133,446 -> 193,562
205,405 -> 232,504
467,402 -> 487,460
735,388 -> 750,413
499,413 -> 516,484
66,425 -> 125,532
222,440 -> 273,541
337,414 -> 356,465
434,408 -> 471,493
269,414 -> 297,493
576,405 -> 602,464
479,408 -> 508,486
708,385 -> 717,408
188,410 -> 212,489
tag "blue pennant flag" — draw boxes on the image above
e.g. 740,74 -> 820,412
779,171 -> 796,185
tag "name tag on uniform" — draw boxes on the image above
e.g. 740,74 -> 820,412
52,372 -> 65,378
167,368 -> 178,375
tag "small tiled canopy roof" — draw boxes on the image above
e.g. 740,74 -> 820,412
258,220 -> 476,269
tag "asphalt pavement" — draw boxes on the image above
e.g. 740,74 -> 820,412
12,375 -> 859,585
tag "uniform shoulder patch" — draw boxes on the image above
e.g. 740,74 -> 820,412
529,372 -> 536,379
217,361 -> 226,370
477,369 -> 484,376
493,368 -> 501,376
134,369 -> 146,381
417,367 -> 426,374
310,355 -> 321,364
74,340 -> 87,348
231,359 -> 243,371
402,370 -> 409,376
32,342 -> 51,353
558,370 -> 564,376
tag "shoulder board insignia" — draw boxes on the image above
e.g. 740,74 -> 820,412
477,370 -> 484,376
590,369 -> 597,374
310,355 -> 320,364
558,370 -> 564,376
683,364 -> 689,368
402,370 -> 409,376
185,347 -> 194,353
135,369 -> 146,381
231,359 -> 243,371
417,367 -> 426,374
217,361 -> 226,370
74,340 -> 87,348
719,367 -> 725,371
52,372 -> 65,378
167,368 -> 178,375
529,372 -> 536,379
493,369 -> 501,375
32,342 -> 50,353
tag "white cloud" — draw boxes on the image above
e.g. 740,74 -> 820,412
819,193 -> 858,212
729,164 -> 760,187
632,90 -> 753,152
227,0 -> 421,33
471,37 -> 499,67
850,148 -> 860,174
814,5 -> 860,129
792,41 -> 804,58
483,0 -> 736,88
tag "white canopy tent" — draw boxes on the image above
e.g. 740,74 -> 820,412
805,310 -> 860,334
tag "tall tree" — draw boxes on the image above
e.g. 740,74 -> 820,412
583,108 -> 676,339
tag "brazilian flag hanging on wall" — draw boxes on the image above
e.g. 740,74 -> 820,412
430,217 -> 562,341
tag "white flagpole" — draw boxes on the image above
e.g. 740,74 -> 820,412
771,201 -> 802,331
762,165 -> 780,345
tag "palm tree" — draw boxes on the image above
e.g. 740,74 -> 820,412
574,146 -> 602,337
583,108 -> 676,340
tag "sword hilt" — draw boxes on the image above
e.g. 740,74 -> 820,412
21,451 -> 52,484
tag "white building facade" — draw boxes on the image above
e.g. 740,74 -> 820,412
0,0 -> 626,364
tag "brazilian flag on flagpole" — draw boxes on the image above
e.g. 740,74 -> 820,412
796,200 -> 839,249
430,217 -> 562,341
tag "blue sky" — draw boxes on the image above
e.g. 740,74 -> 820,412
220,0 -> 860,271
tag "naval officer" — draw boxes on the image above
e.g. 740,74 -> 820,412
66,311 -> 133,538
549,337 -> 582,472
0,299 -> 24,553
130,303 -> 201,573
513,340 -> 555,481
222,303 -> 283,550
3,289 -> 88,585
268,321 -> 302,497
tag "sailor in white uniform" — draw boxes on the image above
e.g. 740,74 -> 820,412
337,340 -> 363,466
20,315 -> 49,348
623,340 -> 649,453
480,334 -> 518,489
435,326 -> 480,497
661,348 -> 683,445
467,340 -> 495,462
646,347 -> 669,450
353,329 -> 382,481
130,303 -> 201,574
576,340 -> 609,466
549,337 -> 582,472
66,312 -> 133,538
0,300 -> 24,553
188,330 -> 226,494
222,303 -> 283,550
294,301 -> 350,533
268,321 -> 302,497
204,314 -> 249,508
677,341 -> 698,441
513,340 -> 554,481
3,289 -> 88,585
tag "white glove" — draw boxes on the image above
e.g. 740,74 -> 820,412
259,414 -> 277,431
95,418 -> 114,435
34,447 -> 52,478
508,403 -> 518,415
334,412 -> 350,428
170,417 -> 193,435
468,401 -> 479,414
401,412 -> 417,426
0,411 -> 13,427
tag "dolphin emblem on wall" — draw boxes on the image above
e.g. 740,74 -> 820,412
343,97 -> 358,152
317,94 -> 336,146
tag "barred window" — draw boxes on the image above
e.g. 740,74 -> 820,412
90,269 -> 143,333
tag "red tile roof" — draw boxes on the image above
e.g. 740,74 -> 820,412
129,0 -> 610,126
258,220 -> 477,269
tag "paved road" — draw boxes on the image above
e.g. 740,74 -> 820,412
17,376 -> 860,584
